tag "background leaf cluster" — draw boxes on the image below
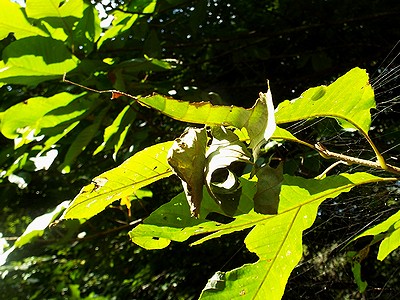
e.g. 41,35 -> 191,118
0,0 -> 400,299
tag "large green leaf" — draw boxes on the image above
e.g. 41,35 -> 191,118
0,92 -> 87,143
0,37 -> 79,86
275,68 -> 375,134
62,141 -> 174,220
130,173 -> 391,246
26,0 -> 83,19
26,0 -> 101,54
24,0 -> 84,44
0,0 -> 48,39
130,172 -> 393,298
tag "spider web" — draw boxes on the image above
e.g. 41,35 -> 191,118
282,42 -> 400,299
193,42 -> 400,300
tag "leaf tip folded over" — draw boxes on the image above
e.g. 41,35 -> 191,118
247,88 -> 276,160
259,88 -> 276,142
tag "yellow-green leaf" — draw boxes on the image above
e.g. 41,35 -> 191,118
0,37 -> 80,86
62,141 -> 174,219
0,92 -> 87,141
353,209 -> 400,261
275,68 -> 375,135
0,0 -> 48,39
138,89 -> 276,158
130,172 -> 393,299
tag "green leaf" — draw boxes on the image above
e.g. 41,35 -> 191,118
348,251 -> 368,293
132,173 -> 389,247
97,0 -> 156,48
377,225 -> 400,261
97,11 -> 138,49
69,5 -> 102,54
62,141 -> 174,220
38,121 -> 80,155
0,0 -> 48,39
351,260 -> 368,293
93,104 -> 137,160
138,89 -> 276,157
353,209 -> 400,261
205,127 -> 251,216
129,187 -> 238,250
0,92 -> 87,142
199,173 -> 393,300
25,0 -> 85,45
200,260 -> 275,299
59,107 -> 109,174
0,37 -> 79,86
167,127 -> 207,217
271,126 -> 313,148
114,57 -> 174,74
26,0 -> 83,19
275,68 -> 375,134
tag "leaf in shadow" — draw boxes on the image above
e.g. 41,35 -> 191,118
205,126 -> 251,216
254,163 -> 283,214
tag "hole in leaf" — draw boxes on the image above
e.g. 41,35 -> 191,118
211,168 -> 229,183
206,212 -> 235,224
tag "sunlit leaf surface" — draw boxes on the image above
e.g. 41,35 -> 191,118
62,141 -> 174,219
275,68 -> 375,134
130,172 -> 393,299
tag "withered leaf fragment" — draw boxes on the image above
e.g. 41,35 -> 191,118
167,127 -> 207,217
205,126 -> 252,216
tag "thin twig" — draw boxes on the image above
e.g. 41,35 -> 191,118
62,74 -> 138,100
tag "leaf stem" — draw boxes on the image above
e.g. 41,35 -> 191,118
315,143 -> 400,176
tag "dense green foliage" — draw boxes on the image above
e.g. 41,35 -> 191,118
1,0 -> 400,299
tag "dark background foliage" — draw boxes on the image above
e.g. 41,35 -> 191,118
1,0 -> 399,299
